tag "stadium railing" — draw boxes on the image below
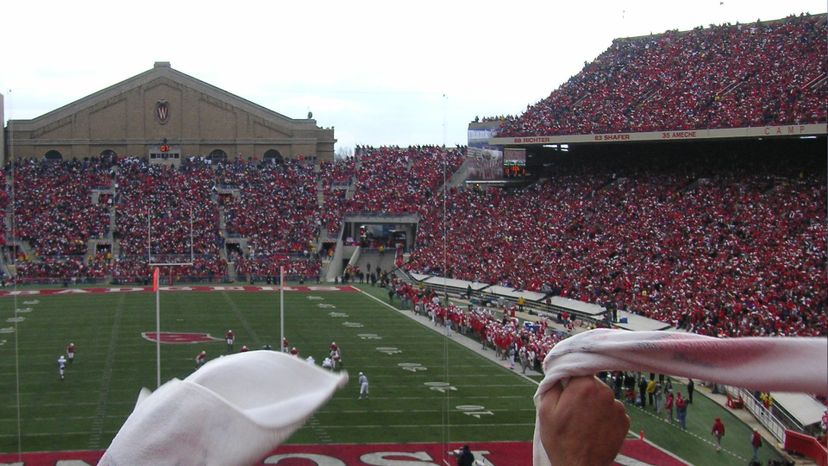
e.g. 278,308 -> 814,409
732,387 -> 789,442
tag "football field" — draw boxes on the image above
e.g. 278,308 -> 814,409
0,284 -> 786,465
0,284 -> 539,453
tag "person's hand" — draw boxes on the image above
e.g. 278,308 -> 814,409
538,375 -> 630,466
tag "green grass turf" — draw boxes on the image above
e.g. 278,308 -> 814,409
625,380 -> 785,465
0,287 -> 538,453
0,285 -> 786,466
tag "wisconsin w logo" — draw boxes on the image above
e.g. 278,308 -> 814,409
155,99 -> 169,124
141,331 -> 222,344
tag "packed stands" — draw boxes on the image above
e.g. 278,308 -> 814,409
318,158 -> 356,236
113,157 -> 224,282
10,158 -> 112,282
219,158 -> 320,281
497,14 -> 827,137
12,158 -> 111,257
407,148 -> 827,338
348,145 -> 464,217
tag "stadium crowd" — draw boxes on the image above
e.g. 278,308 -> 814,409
220,158 -> 320,280
112,157 -> 224,282
12,158 -> 111,257
497,14 -> 827,137
347,145 -> 464,217
407,150 -> 827,338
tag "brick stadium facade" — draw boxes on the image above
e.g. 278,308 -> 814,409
3,62 -> 336,163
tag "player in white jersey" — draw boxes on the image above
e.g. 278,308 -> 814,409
57,355 -> 67,381
358,371 -> 369,399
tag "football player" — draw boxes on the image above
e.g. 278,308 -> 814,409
358,371 -> 369,400
331,347 -> 342,370
57,355 -> 67,381
195,350 -> 207,369
225,330 -> 235,353
66,342 -> 76,364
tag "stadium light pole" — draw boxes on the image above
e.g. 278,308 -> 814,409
8,89 -> 24,459
440,92 -> 452,461
280,266 -> 285,353
155,269 -> 160,388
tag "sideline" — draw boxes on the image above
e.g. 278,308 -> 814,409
355,288 -> 543,384
357,287 -> 784,465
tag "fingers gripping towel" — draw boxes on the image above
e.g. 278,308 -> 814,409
99,351 -> 348,466
532,329 -> 828,466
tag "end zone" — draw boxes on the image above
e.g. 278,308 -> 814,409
0,440 -> 687,465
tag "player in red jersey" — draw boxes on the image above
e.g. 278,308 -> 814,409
329,341 -> 342,369
225,330 -> 235,353
66,342 -> 76,364
195,350 -> 207,369
239,345 -> 249,353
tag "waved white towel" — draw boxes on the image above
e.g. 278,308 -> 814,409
99,351 -> 348,466
533,329 -> 828,466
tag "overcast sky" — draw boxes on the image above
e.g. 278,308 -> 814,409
2,0 -> 824,152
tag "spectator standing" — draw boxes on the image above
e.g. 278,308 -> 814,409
638,376 -> 648,408
751,429 -> 762,463
646,377 -> 656,408
712,417 -> 726,451
454,445 -> 475,466
676,392 -> 687,429
665,390 -> 674,423
654,382 -> 663,415
687,378 -> 695,403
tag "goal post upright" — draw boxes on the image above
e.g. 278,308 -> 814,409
146,206 -> 196,388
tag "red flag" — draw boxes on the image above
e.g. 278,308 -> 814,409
152,267 -> 160,292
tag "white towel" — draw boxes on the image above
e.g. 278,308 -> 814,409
533,329 -> 828,466
99,351 -> 348,466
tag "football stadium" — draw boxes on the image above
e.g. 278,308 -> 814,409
1,7 -> 827,466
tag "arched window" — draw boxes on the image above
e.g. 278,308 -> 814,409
208,149 -> 228,162
44,150 -> 63,161
100,149 -> 118,158
263,149 -> 283,164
